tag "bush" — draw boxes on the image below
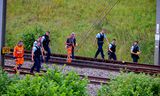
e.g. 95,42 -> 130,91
0,68 -> 10,95
22,33 -> 35,50
0,68 -> 19,95
22,26 -> 44,50
98,73 -> 160,96
3,66 -> 89,96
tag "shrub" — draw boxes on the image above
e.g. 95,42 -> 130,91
22,33 -> 35,50
22,25 -> 44,50
4,66 -> 89,96
98,73 -> 160,96
0,68 -> 19,95
0,68 -> 10,95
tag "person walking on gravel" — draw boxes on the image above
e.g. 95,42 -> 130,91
13,41 -> 24,74
30,41 -> 43,74
33,36 -> 44,62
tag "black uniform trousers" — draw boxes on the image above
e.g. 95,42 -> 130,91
30,56 -> 41,73
72,47 -> 75,59
108,52 -> 117,60
132,56 -> 139,63
44,46 -> 51,62
95,43 -> 104,59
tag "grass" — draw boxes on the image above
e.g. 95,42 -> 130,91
6,0 -> 156,64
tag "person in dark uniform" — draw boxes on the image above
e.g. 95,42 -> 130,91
65,34 -> 75,63
30,41 -> 43,74
71,32 -> 76,59
41,31 -> 51,62
94,29 -> 109,59
108,39 -> 117,60
131,41 -> 140,63
33,36 -> 44,62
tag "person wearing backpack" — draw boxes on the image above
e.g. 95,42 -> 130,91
41,31 -> 51,62
108,39 -> 117,60
30,41 -> 43,74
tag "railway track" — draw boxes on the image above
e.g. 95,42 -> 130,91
3,50 -> 160,85
22,50 -> 160,69
3,65 -> 109,85
4,53 -> 160,75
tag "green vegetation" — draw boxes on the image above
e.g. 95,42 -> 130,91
0,68 -> 17,95
1,67 -> 160,96
98,73 -> 160,96
6,0 -> 156,64
0,67 -> 88,96
22,26 -> 44,50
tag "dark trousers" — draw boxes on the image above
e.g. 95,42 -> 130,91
94,43 -> 104,59
108,52 -> 117,60
72,47 -> 74,59
40,55 -> 44,63
44,46 -> 51,62
17,65 -> 22,70
132,56 -> 139,63
30,57 -> 41,73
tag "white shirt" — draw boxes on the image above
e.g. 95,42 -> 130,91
41,36 -> 45,43
131,45 -> 140,52
96,33 -> 107,38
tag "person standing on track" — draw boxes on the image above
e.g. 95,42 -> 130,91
131,41 -> 141,63
108,39 -> 117,60
71,32 -> 77,59
41,31 -> 51,63
33,36 -> 44,62
30,41 -> 43,74
94,29 -> 109,59
13,41 -> 24,73
65,33 -> 75,63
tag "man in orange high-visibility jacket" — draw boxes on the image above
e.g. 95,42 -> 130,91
13,41 -> 24,73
